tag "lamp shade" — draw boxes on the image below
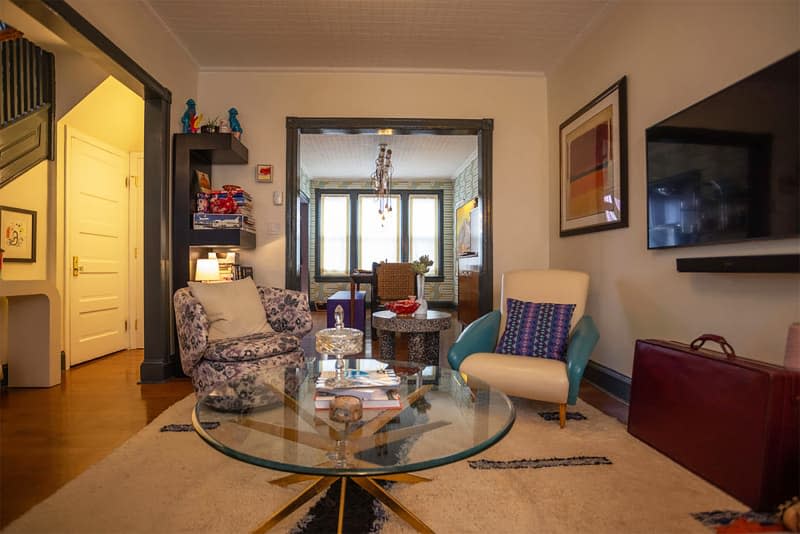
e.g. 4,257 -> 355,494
195,258 -> 220,282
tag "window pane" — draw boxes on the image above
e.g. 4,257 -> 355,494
358,194 -> 400,269
409,195 -> 439,275
320,194 -> 350,275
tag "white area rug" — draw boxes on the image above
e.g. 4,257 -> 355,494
6,394 -> 747,533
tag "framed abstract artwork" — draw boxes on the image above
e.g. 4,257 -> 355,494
559,77 -> 628,237
256,164 -> 273,183
1,206 -> 37,262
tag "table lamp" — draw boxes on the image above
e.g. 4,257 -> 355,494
315,305 -> 363,388
195,258 -> 220,282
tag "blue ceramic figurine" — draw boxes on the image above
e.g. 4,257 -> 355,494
182,99 -> 197,133
228,108 -> 242,137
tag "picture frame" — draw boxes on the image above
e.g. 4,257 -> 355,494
456,197 -> 479,257
0,206 -> 37,262
195,170 -> 212,193
256,164 -> 273,183
559,76 -> 628,237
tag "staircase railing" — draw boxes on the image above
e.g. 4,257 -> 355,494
0,33 -> 55,188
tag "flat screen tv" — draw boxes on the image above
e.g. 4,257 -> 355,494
646,52 -> 799,249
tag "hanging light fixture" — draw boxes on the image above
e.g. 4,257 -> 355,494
371,143 -> 393,219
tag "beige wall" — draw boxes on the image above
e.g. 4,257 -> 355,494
199,71 -> 549,301
0,161 -> 48,280
66,0 -> 199,133
547,1 -> 800,374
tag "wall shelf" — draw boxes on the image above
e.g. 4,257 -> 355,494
172,133 -> 252,289
189,229 -> 255,248
676,254 -> 800,273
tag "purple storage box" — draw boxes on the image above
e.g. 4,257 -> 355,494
326,290 -> 366,332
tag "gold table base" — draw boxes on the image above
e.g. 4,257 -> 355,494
252,473 -> 435,534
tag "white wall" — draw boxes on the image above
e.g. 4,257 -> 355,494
0,161 -> 48,280
547,1 -> 800,374
199,71 -> 550,302
66,0 -> 199,132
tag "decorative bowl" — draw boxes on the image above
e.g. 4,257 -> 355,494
387,299 -> 420,315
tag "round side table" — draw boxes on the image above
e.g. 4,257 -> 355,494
371,310 -> 452,365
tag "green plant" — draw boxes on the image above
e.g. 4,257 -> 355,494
411,255 -> 433,275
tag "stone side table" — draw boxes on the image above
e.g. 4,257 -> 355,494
371,310 -> 452,365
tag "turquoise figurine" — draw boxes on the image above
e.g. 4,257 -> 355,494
228,107 -> 242,137
182,99 -> 197,133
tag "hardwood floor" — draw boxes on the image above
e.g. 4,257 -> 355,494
0,311 -> 627,528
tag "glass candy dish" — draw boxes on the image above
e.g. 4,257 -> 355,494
315,305 -> 364,388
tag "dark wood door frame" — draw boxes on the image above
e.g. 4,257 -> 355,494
12,0 -> 176,382
285,117 -> 494,317
298,191 -> 310,302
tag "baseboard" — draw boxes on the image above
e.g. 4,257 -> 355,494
584,360 -> 631,403
139,359 -> 181,383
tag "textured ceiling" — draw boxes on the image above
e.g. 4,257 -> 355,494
146,0 -> 609,72
300,134 -> 477,180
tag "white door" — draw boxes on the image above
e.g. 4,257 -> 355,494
129,152 -> 144,349
67,127 -> 129,365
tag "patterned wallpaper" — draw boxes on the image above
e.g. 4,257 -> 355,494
454,154 -> 479,208
308,178 -> 455,306
452,154 -> 480,296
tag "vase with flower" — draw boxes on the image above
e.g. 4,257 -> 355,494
411,255 -> 433,317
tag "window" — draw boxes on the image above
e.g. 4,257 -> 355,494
319,194 -> 350,276
358,194 -> 400,269
316,189 -> 443,280
409,194 -> 440,276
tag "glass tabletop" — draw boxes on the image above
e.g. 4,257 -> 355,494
193,359 -> 516,477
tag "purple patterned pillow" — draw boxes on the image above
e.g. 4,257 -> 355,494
495,299 -> 576,360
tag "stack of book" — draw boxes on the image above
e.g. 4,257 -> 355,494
194,188 -> 255,233
315,368 -> 402,410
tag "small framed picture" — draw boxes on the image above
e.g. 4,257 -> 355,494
256,164 -> 273,183
1,206 -> 37,262
195,170 -> 212,193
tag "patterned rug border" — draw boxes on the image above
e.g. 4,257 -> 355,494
537,411 -> 587,421
691,510 -> 783,533
468,455 -> 612,470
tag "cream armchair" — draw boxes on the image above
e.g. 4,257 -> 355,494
447,269 -> 599,427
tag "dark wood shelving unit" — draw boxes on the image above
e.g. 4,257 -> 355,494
188,229 -> 256,248
172,133 -> 252,290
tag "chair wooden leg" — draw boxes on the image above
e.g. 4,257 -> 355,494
559,403 -> 566,428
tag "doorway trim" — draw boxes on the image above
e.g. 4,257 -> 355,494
12,0 -> 175,381
285,117 -> 494,316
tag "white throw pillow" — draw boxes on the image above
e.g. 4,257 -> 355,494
187,278 -> 274,341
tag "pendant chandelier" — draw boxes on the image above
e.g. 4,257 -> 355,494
371,143 -> 393,219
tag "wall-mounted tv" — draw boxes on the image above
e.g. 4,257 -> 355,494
646,52 -> 799,249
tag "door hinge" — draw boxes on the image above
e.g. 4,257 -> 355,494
124,320 -> 128,332
134,247 -> 138,259
135,319 -> 138,331
124,176 -> 129,188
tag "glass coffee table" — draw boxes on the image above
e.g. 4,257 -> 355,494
193,359 -> 515,533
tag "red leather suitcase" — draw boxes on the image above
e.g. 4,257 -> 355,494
628,335 -> 800,511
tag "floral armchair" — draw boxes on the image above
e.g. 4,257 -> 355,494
173,286 -> 313,396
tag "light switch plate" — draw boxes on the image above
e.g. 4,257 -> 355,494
273,191 -> 283,205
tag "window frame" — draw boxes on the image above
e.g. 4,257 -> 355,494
317,193 -> 352,277
314,188 -> 445,282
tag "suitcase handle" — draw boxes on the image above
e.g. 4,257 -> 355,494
690,334 -> 736,359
